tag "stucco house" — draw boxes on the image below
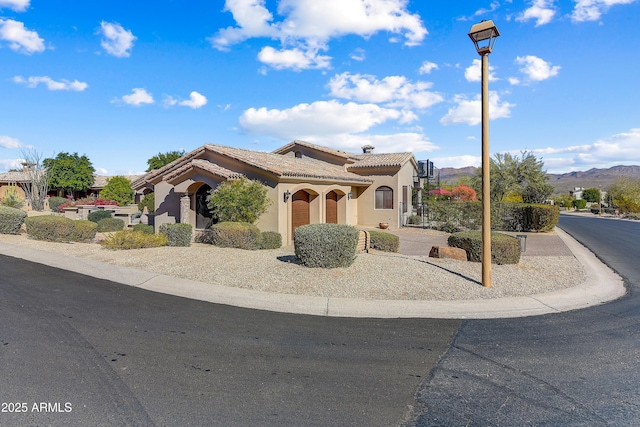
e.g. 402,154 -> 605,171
0,171 -> 29,200
132,141 -> 419,244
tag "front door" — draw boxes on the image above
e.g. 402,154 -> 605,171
292,190 -> 310,237
326,191 -> 338,223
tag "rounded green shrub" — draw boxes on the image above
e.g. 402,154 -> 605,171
406,215 -> 422,225
25,215 -> 75,242
294,224 -> 359,268
572,199 -> 587,210
72,219 -> 97,242
88,209 -> 113,223
448,230 -> 521,265
259,231 -> 282,249
100,230 -> 168,250
138,192 -> 155,213
47,196 -> 68,212
132,223 -> 154,234
369,230 -> 400,253
96,217 -> 125,232
159,223 -> 192,247
0,206 -> 27,234
209,222 -> 261,250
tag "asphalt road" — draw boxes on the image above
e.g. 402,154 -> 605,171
0,255 -> 459,427
403,214 -> 640,426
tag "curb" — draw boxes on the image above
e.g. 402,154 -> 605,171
0,228 -> 626,319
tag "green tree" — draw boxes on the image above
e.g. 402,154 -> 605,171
43,152 -> 95,199
207,177 -> 271,223
100,176 -> 134,206
138,192 -> 155,213
582,188 -> 601,203
607,177 -> 640,213
146,150 -> 186,172
473,151 -> 553,203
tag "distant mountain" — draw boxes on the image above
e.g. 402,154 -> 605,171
437,165 -> 640,194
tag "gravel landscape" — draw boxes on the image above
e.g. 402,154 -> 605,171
0,231 -> 585,301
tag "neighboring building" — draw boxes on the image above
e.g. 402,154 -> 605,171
132,141 -> 419,244
570,187 -> 585,200
0,171 -> 29,200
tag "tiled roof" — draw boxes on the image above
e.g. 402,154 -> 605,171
0,171 -> 31,183
91,174 -> 144,188
205,144 -> 373,183
273,140 -> 358,160
131,146 -> 207,188
348,152 -> 416,169
163,159 -> 244,182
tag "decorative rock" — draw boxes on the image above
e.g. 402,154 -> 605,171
429,246 -> 467,261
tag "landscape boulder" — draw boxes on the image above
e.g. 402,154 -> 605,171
429,246 -> 467,261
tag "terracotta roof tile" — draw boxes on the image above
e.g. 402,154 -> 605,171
163,159 -> 244,182
348,152 -> 415,169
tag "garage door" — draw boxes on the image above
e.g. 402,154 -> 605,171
326,191 -> 338,224
292,190 -> 310,236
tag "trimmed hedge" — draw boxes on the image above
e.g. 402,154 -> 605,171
88,209 -> 113,223
132,223 -> 154,234
209,222 -> 261,250
72,220 -> 97,242
159,223 -> 192,247
448,230 -> 521,265
0,206 -> 27,234
96,217 -> 125,232
47,196 -> 67,212
294,224 -> 359,268
25,216 -> 75,242
100,230 -> 168,250
510,204 -> 559,232
369,230 -> 400,253
259,231 -> 282,249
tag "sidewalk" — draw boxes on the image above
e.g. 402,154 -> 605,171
0,227 -> 626,319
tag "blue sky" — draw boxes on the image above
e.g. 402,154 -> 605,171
1,0 -> 639,176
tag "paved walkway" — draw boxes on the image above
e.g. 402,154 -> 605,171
0,223 -> 626,319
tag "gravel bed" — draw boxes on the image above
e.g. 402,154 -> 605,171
0,233 -> 585,301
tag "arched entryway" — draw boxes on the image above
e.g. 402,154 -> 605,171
326,191 -> 338,223
292,190 -> 310,236
195,184 -> 213,229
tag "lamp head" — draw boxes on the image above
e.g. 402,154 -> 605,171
468,20 -> 500,55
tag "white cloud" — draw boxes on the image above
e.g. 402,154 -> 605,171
432,155 -> 481,169
257,45 -> 331,70
239,100 -> 413,140
517,0 -> 556,26
418,61 -> 438,74
508,77 -> 521,85
328,72 -> 443,110
464,59 -> 498,82
572,0 -> 637,22
116,88 -> 154,106
0,19 -> 45,54
13,75 -> 88,91
350,48 -> 366,61
0,158 -> 24,172
0,135 -> 22,149
440,92 -> 515,126
211,0 -> 427,70
179,91 -> 207,109
99,21 -> 136,57
0,0 -> 29,12
529,128 -> 640,171
515,55 -> 560,81
319,132 -> 438,154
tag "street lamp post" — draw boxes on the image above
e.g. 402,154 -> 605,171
468,20 -> 500,288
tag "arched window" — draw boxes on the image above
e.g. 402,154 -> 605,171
375,186 -> 393,209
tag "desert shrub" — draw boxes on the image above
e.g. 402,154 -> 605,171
406,215 -> 422,225
96,217 -> 125,232
132,223 -> 154,234
259,231 -> 282,249
369,230 -> 400,253
138,192 -> 155,213
0,206 -> 27,234
209,222 -> 262,250
71,220 -> 97,242
294,224 -> 359,268
88,209 -> 113,223
448,230 -> 521,265
207,177 -> 271,223
1,189 -> 25,209
100,230 -> 168,250
47,196 -> 68,212
25,215 -> 75,242
159,223 -> 192,247
572,199 -> 587,210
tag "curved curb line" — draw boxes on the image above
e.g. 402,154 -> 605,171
0,229 -> 626,319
